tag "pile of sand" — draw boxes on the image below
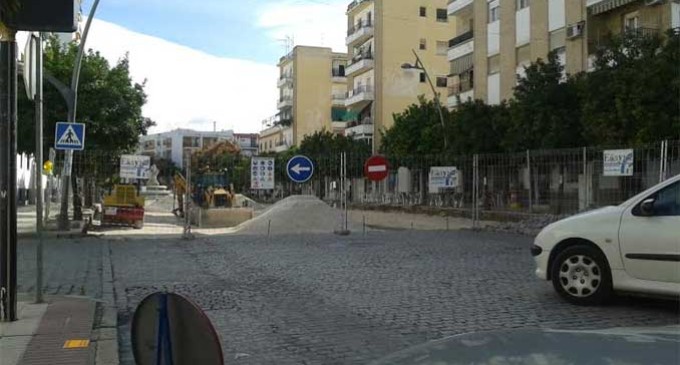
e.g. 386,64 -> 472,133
235,195 -> 357,235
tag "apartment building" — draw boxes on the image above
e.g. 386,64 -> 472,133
446,0 -> 679,108
138,128 -> 234,169
259,124 -> 294,154
276,46 -> 349,146
233,133 -> 259,157
345,0 -> 455,151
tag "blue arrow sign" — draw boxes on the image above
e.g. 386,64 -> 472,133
55,122 -> 85,151
286,155 -> 314,183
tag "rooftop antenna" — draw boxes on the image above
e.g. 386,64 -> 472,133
277,35 -> 294,55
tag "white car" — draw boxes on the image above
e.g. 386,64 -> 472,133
533,174 -> 680,305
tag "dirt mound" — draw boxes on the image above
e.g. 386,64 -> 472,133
235,195 -> 356,235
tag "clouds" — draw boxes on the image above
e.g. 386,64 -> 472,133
82,19 -> 279,134
257,0 -> 347,53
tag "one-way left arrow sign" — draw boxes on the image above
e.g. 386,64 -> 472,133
286,155 -> 314,183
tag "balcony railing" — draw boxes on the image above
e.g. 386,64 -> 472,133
347,20 -> 373,36
447,82 -> 473,97
449,30 -> 473,48
347,0 -> 372,13
350,51 -> 373,64
347,84 -> 374,98
447,0 -> 473,15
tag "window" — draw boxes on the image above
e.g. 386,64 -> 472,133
436,77 -> 447,88
419,38 -> 427,50
436,41 -> 448,56
420,72 -> 426,83
420,6 -> 426,17
624,13 -> 639,31
488,55 -> 500,74
516,0 -> 530,10
436,9 -> 448,22
635,182 -> 680,216
488,1 -> 500,23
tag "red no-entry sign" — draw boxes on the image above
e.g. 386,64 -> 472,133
364,155 -> 389,182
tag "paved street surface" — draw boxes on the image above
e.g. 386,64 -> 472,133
17,231 -> 680,364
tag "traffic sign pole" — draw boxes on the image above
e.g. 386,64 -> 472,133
34,33 -> 44,304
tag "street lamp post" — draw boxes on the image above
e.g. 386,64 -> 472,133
401,49 -> 448,150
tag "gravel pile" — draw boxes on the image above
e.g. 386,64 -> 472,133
235,195 -> 357,235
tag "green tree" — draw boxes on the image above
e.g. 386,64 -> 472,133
380,96 -> 449,156
299,130 -> 371,157
504,51 -> 585,151
580,29 -> 680,145
17,36 -> 155,155
449,100 -> 509,154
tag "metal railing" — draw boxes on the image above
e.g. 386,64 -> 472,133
348,19 -> 373,36
347,84 -> 374,97
448,30 -> 473,48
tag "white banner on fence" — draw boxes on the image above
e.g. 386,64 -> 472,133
120,155 -> 151,180
251,157 -> 275,190
603,149 -> 634,177
428,166 -> 459,192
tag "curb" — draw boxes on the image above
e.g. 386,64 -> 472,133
94,242 -> 119,365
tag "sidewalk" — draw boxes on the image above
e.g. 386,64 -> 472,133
0,295 -> 117,365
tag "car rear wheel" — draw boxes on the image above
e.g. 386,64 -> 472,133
551,245 -> 612,305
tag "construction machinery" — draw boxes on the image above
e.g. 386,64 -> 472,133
100,185 -> 146,229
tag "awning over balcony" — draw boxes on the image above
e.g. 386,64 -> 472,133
449,53 -> 474,76
588,0 -> 637,16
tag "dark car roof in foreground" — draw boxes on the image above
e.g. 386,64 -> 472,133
370,326 -> 680,365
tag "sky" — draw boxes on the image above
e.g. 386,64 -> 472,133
33,0 -> 349,133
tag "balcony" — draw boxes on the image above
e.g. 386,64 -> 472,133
447,0 -> 473,15
345,85 -> 374,108
344,119 -> 374,139
448,31 -> 474,61
332,93 -> 347,106
346,21 -> 374,45
277,95 -> 293,109
447,89 -> 474,108
347,0 -> 372,14
346,53 -> 374,76
332,70 -> 347,83
277,75 -> 292,88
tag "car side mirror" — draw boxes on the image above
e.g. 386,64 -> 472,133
639,198 -> 655,216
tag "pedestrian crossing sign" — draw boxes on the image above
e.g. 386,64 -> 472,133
55,122 -> 86,150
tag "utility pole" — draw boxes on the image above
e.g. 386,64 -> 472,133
0,24 -> 19,321
58,0 -> 101,230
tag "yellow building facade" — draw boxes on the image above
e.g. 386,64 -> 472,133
345,0 -> 455,151
276,46 -> 348,147
446,0 -> 679,108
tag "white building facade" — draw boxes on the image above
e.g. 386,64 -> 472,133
138,129 -> 235,168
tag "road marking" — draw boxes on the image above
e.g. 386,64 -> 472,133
63,339 -> 90,349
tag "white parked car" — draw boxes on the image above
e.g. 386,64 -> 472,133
533,174 -> 680,305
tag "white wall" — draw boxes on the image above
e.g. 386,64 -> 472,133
673,2 -> 680,29
487,73 -> 501,105
516,7 -> 531,46
487,21 -> 500,56
548,0 -> 566,32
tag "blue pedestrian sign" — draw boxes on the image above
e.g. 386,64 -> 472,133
286,155 -> 314,183
55,122 -> 85,151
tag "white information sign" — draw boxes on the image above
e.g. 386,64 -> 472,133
120,155 -> 151,180
603,149 -> 634,177
251,157 -> 275,190
428,166 -> 459,192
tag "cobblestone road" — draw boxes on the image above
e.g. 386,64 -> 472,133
17,237 -> 103,298
106,231 -> 679,364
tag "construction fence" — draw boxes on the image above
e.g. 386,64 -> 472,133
244,140 -> 680,224
31,139 -> 679,227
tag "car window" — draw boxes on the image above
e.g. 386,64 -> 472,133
643,182 -> 680,217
